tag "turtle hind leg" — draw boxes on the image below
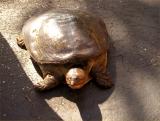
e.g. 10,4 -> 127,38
33,74 -> 60,91
16,35 -> 26,49
94,71 -> 113,88
92,54 -> 114,88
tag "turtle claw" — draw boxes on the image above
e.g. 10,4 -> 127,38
33,74 -> 59,91
33,83 -> 45,91
16,36 -> 26,49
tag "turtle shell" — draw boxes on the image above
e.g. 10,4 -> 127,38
22,9 -> 108,64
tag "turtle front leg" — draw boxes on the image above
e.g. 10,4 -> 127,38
16,35 -> 26,49
33,74 -> 59,91
94,71 -> 113,88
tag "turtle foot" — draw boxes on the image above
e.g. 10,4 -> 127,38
33,74 -> 59,91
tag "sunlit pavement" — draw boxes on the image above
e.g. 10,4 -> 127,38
0,0 -> 160,121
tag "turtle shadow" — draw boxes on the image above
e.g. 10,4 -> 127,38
38,83 -> 114,121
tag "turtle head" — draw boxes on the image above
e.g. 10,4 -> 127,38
66,68 -> 91,89
66,60 -> 93,89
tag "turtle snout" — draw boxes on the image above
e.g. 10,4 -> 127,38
67,76 -> 80,86
66,68 -> 90,89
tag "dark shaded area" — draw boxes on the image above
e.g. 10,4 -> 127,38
85,0 -> 160,120
37,83 -> 114,121
86,0 -> 160,71
0,33 -> 63,121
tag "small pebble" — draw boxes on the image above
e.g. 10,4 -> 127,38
7,66 -> 10,70
37,116 -> 41,120
61,100 -> 65,105
139,58 -> 143,61
1,64 -> 4,66
2,113 -> 7,117
55,107 -> 58,111
151,58 -> 157,64
144,48 -> 147,51
2,81 -> 6,84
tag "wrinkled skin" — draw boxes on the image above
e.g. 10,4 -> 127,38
17,9 -> 113,90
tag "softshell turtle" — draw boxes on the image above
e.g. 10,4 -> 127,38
17,9 -> 113,90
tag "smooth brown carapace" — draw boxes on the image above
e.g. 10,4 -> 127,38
17,9 -> 113,90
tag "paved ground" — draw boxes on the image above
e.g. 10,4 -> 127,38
0,0 -> 160,121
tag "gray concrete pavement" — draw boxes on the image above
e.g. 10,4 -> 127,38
0,0 -> 160,121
